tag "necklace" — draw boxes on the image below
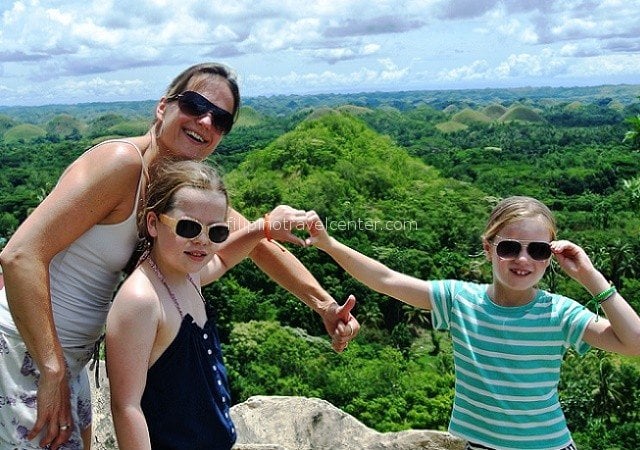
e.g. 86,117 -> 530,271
146,257 -> 206,319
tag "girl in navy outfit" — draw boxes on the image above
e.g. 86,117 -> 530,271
106,160 -> 309,449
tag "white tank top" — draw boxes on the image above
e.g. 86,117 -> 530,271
0,140 -> 145,350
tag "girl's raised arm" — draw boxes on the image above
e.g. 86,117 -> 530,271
305,211 -> 432,311
552,240 -> 640,355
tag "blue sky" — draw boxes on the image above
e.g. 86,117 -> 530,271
1,0 -> 639,106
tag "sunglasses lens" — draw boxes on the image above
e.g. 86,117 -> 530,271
175,219 -> 202,239
177,91 -> 233,134
213,113 -> 233,135
528,242 -> 552,261
209,225 -> 230,243
495,240 -> 521,259
178,92 -> 209,116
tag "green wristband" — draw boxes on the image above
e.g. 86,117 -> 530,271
592,285 -> 616,304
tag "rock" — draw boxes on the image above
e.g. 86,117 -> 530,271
232,396 -> 465,450
88,362 -> 464,450
89,361 -> 117,450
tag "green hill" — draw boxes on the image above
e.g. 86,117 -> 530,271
452,108 -> 492,125
46,114 -> 86,139
4,124 -> 46,143
498,105 -> 544,123
482,104 -> 508,119
336,105 -> 374,116
435,120 -> 468,133
235,106 -> 264,127
105,119 -> 150,137
564,101 -> 583,111
0,114 -> 18,136
225,111 -> 489,255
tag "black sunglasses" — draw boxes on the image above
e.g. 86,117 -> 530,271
492,237 -> 552,261
167,90 -> 234,135
159,214 -> 229,243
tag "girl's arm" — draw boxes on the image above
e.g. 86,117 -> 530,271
306,211 -> 432,310
200,206 -> 358,352
105,274 -> 159,450
552,240 -> 640,355
0,142 -> 143,447
199,205 -> 308,284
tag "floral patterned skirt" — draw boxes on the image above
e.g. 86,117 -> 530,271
0,289 -> 92,449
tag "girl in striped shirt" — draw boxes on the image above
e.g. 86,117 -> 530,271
304,196 -> 640,450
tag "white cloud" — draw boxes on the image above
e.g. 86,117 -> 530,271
495,50 -> 565,78
1,0 -> 640,104
569,53 -> 640,77
436,48 -> 568,83
309,43 -> 382,64
559,44 -> 579,57
438,60 -> 491,82
244,58 -> 410,94
550,18 -> 598,39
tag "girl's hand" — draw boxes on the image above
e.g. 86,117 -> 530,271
264,205 -> 309,246
304,210 -> 331,250
551,239 -> 597,283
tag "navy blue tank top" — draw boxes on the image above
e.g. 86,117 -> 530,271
141,314 -> 236,449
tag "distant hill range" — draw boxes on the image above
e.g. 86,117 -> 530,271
1,83 -> 638,124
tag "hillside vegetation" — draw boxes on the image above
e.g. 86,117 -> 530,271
1,85 -> 640,449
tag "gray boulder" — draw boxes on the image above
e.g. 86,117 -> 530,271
89,362 -> 464,450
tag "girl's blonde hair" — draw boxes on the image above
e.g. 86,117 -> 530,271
141,159 -> 228,243
482,196 -> 556,242
124,159 -> 227,274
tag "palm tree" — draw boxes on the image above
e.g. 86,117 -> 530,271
591,240 -> 636,288
607,239 -> 636,287
623,176 -> 640,210
401,303 -> 431,333
592,351 -> 626,424
623,114 -> 640,150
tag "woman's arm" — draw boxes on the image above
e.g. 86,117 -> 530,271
218,207 -> 359,351
552,240 -> 640,355
306,211 -> 432,310
106,274 -> 158,450
0,142 -> 143,447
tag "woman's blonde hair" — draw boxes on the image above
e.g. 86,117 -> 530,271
482,196 -> 556,242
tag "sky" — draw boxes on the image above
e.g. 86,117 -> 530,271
1,0 -> 640,106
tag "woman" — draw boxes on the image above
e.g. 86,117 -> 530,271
0,62 -> 358,450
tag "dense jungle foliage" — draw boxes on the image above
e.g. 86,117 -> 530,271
1,84 -> 639,449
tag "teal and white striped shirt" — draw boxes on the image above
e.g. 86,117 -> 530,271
429,280 -> 594,450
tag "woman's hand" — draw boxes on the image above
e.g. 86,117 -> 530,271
319,294 -> 359,352
28,369 -> 73,450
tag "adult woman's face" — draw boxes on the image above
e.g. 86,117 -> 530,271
156,74 -> 236,161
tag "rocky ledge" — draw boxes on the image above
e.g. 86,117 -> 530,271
90,362 -> 464,450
